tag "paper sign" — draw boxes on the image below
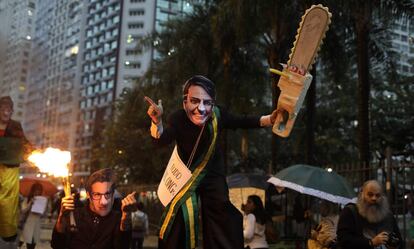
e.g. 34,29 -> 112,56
157,146 -> 192,207
31,196 -> 47,214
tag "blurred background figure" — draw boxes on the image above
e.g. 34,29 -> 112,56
130,201 -> 149,249
19,183 -> 47,249
243,195 -> 269,249
307,200 -> 339,249
0,96 -> 32,248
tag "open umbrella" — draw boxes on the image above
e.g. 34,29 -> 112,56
227,173 -> 270,189
268,164 -> 355,205
227,173 -> 269,212
20,177 -> 58,197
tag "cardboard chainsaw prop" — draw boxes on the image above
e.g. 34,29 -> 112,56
270,4 -> 331,137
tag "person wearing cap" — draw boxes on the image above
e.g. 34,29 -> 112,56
145,75 -> 277,249
0,96 -> 32,246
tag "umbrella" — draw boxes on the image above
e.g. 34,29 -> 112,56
227,173 -> 269,212
268,164 -> 356,205
227,173 -> 270,189
20,177 -> 58,197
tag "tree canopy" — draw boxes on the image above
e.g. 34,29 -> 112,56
95,0 -> 414,184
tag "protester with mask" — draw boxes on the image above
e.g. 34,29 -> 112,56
145,75 -> 278,249
337,180 -> 402,249
0,96 -> 32,247
51,168 -> 137,249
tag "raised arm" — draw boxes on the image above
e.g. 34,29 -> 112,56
144,96 -> 164,139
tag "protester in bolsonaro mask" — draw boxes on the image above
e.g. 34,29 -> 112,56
145,75 -> 278,249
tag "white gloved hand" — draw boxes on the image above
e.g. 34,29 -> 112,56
144,96 -> 163,124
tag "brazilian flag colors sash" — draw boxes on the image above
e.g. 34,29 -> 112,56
159,107 -> 220,249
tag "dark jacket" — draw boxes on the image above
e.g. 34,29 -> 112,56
1,119 -> 32,167
51,205 -> 130,249
337,203 -> 402,249
154,106 -> 261,176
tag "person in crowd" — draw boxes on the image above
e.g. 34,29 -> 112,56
0,96 -> 32,247
307,200 -> 339,249
243,195 -> 269,249
337,180 -> 402,249
51,168 -> 137,249
145,75 -> 278,249
130,202 -> 149,249
20,183 -> 46,249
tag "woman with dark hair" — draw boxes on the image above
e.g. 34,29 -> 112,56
243,195 -> 269,249
20,183 -> 45,249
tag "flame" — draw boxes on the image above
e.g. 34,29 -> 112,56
28,147 -> 71,177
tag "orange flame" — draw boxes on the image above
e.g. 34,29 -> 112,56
28,147 -> 71,177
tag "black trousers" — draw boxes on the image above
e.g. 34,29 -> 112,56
158,174 -> 244,249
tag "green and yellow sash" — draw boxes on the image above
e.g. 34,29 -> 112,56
159,107 -> 219,249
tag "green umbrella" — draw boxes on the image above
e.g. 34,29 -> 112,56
268,164 -> 356,205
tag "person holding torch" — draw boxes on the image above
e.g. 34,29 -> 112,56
51,168 -> 136,249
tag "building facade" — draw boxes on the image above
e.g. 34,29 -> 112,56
0,0 -> 36,122
391,18 -> 414,77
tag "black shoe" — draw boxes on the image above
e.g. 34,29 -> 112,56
2,234 -> 17,242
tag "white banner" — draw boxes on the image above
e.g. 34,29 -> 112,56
31,196 -> 48,214
157,146 -> 192,207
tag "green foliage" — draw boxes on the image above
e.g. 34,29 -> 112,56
97,0 -> 414,184
96,87 -> 172,184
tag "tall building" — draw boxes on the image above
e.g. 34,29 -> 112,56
74,0 -> 197,172
116,0 -> 155,97
24,0 -> 54,147
0,0 -> 35,122
391,18 -> 414,77
24,0 -> 83,167
74,0 -> 122,172
41,0 -> 83,152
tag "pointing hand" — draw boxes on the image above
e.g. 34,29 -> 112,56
144,96 -> 163,124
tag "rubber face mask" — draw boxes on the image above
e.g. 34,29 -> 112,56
88,181 -> 115,217
0,106 -> 12,124
183,85 -> 214,126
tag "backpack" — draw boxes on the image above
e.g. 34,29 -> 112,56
131,212 -> 147,232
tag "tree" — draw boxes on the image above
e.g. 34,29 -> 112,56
332,0 -> 413,175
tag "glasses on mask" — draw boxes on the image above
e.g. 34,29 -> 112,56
186,97 -> 214,108
90,191 -> 113,201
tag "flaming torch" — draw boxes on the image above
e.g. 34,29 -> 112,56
28,147 -> 77,231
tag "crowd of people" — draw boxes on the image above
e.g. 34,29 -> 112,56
0,73 -> 411,249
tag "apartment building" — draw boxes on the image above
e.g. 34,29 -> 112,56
0,0 -> 35,122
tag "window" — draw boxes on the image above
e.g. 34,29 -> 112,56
128,22 -> 144,29
129,9 -> 145,16
87,86 -> 93,95
87,29 -> 93,37
131,0 -> 145,3
125,62 -> 141,69
101,81 -> 107,90
112,15 -> 119,24
108,80 -> 114,88
111,40 -> 117,49
109,66 -> 115,75
126,49 -> 142,55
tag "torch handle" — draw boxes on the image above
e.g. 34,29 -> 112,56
62,177 -> 77,232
